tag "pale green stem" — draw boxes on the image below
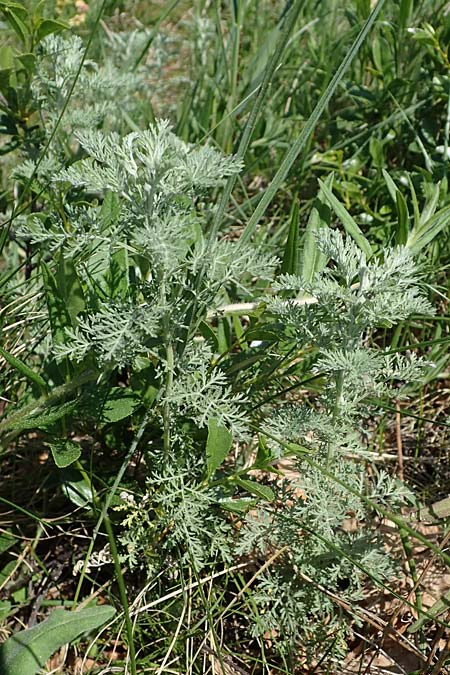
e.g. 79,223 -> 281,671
327,370 -> 344,467
163,338 -> 174,461
161,278 -> 174,460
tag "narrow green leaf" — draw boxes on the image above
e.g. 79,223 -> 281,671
399,0 -> 412,27
395,190 -> 409,245
382,168 -> 398,203
0,606 -> 115,675
318,180 -> 373,258
132,0 -> 183,69
406,173 -> 420,230
48,439 -> 81,468
406,204 -> 450,254
382,169 -> 410,244
0,370 -> 96,437
419,182 -> 440,227
206,418 -> 233,478
0,345 -> 47,391
281,199 -> 300,275
300,176 -> 332,282
408,588 -> 450,633
286,442 -> 311,456
235,477 -> 275,502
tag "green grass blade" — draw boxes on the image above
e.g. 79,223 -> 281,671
0,345 -> 47,392
239,0 -> 387,246
318,179 -> 373,258
132,0 -> 182,71
299,175 -> 332,282
281,199 -> 300,275
406,203 -> 450,255
208,0 -> 306,247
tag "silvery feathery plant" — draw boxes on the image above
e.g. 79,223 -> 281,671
11,33 -> 147,190
232,230 -> 433,657
13,115 -> 277,569
7,31 -> 436,667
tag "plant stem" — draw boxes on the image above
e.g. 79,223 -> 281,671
163,339 -> 174,461
161,278 -> 174,460
103,515 -> 137,675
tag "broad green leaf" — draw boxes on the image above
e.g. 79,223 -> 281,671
0,3 -> 29,44
101,387 -> 141,424
16,52 -> 35,73
235,478 -> 275,502
254,435 -> 278,470
0,46 -> 14,71
0,531 -> 15,554
107,247 -> 129,299
60,468 -> 93,509
399,0 -> 412,27
130,360 -> 159,407
318,180 -> 372,259
206,418 -> 232,478
369,136 -> 384,168
0,600 -> 11,620
197,320 -> 219,351
217,316 -> 232,354
0,1 -> 28,20
0,606 -> 115,675
8,399 -> 78,432
35,18 -> 69,44
0,561 -> 16,587
99,190 -> 120,231
406,204 -> 450,255
48,439 -> 81,468
281,199 -> 299,276
0,345 -> 47,391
